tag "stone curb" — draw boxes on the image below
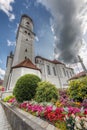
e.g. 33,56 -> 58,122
1,101 -> 60,130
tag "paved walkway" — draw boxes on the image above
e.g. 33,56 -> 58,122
0,104 -> 12,130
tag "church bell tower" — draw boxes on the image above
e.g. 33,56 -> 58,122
12,14 -> 35,66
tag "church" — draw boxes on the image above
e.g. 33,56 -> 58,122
3,14 -> 74,90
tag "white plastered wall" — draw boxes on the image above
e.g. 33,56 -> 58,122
8,67 -> 41,90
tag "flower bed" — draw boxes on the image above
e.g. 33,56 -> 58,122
19,101 -> 87,130
3,96 -> 87,130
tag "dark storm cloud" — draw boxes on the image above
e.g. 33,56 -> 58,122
37,0 -> 83,63
53,0 -> 82,63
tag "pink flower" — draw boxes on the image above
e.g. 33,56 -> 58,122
68,107 -> 80,114
8,98 -> 16,103
45,106 -> 53,112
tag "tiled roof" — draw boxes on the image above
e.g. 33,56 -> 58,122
35,56 -> 64,65
12,59 -> 41,71
69,71 -> 87,80
21,14 -> 33,23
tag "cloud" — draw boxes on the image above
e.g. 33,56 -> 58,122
0,0 -> 15,21
78,0 -> 87,35
0,68 -> 5,79
37,24 -> 50,38
36,0 -> 87,64
70,38 -> 87,73
35,36 -> 39,42
72,63 -> 83,74
7,40 -> 16,46
23,0 -> 31,9
14,23 -> 19,34
79,39 -> 87,68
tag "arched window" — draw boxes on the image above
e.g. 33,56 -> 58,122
25,30 -> 27,34
25,56 -> 27,59
53,67 -> 56,76
26,22 -> 29,25
47,65 -> 51,75
28,33 -> 30,35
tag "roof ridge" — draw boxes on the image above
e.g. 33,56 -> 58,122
12,58 -> 41,72
35,56 -> 64,65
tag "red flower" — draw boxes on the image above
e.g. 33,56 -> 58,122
84,109 -> 87,115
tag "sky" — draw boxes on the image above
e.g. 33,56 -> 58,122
0,0 -> 87,79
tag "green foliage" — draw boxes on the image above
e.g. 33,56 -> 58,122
65,116 -> 75,130
3,95 -> 14,102
55,121 -> 67,130
35,81 -> 59,103
68,76 -> 87,102
13,74 -> 41,102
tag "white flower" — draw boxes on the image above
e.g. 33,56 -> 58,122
74,126 -> 76,130
71,114 -> 75,118
84,121 -> 87,129
75,116 -> 81,123
67,124 -> 71,127
52,105 -> 57,111
81,117 -> 85,120
65,115 -> 69,120
76,123 -> 82,129
84,117 -> 87,122
74,126 -> 78,130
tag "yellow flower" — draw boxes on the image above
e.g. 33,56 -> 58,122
74,102 -> 81,106
55,101 -> 62,107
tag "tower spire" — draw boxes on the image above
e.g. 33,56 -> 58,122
12,14 -> 35,66
78,55 -> 87,73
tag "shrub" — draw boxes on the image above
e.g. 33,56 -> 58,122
35,81 -> 59,103
68,76 -> 87,102
13,74 -> 41,102
3,95 -> 15,102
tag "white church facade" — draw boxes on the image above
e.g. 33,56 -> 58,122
3,15 -> 74,90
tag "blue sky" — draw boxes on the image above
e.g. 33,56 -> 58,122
0,0 -> 87,79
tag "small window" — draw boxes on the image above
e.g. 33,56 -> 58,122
25,56 -> 27,59
25,31 -> 27,34
36,59 -> 38,63
53,67 -> 56,76
70,72 -> 72,77
26,22 -> 29,24
26,39 -> 28,41
66,71 -> 69,78
63,68 -> 66,76
25,49 -> 27,52
28,33 -> 30,35
47,65 -> 51,75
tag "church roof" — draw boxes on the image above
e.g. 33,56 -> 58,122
69,71 -> 87,80
21,14 -> 33,24
12,59 -> 41,71
35,56 -> 65,65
